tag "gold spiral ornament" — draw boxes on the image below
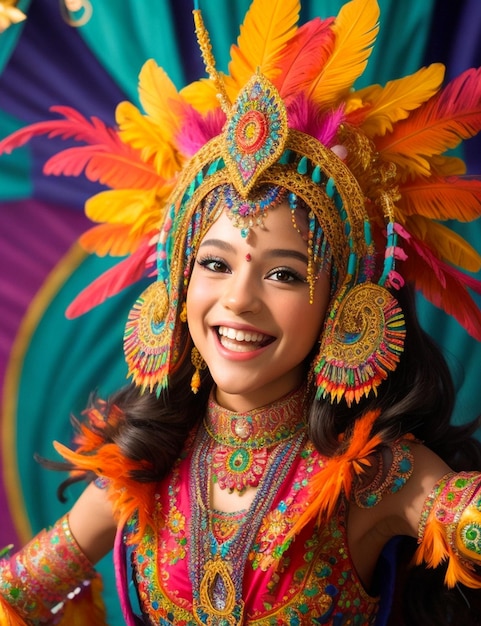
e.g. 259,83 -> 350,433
123,281 -> 174,391
315,283 -> 406,405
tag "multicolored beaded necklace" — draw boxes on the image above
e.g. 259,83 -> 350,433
203,385 -> 307,493
189,387 -> 308,625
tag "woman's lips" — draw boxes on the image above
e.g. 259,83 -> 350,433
216,325 -> 274,353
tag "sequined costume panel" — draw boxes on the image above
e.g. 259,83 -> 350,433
125,439 -> 379,625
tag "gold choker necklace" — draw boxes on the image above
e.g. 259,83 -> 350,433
203,386 -> 307,492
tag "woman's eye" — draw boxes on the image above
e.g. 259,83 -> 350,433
267,268 -> 305,283
197,257 -> 230,273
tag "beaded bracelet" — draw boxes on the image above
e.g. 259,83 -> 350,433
0,514 -> 96,623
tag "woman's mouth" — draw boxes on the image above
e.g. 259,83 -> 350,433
216,326 -> 274,352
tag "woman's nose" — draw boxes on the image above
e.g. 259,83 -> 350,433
220,269 -> 262,315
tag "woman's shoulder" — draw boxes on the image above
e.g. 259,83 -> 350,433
351,439 -> 454,540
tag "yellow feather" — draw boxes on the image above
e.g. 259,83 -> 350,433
116,101 -> 183,178
227,0 -> 300,96
180,77 -> 220,115
308,0 -> 379,108
405,215 -> 481,272
356,63 -> 445,136
138,59 -> 184,135
86,188 -> 163,227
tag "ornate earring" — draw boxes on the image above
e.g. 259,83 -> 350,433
191,347 -> 207,394
313,283 -> 406,406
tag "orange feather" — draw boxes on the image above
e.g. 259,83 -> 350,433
57,575 -> 107,626
414,517 -> 481,588
398,175 -> 481,222
287,410 -> 382,539
54,433 -> 156,544
79,224 -> 148,257
0,599 -> 30,626
377,67 -> 481,177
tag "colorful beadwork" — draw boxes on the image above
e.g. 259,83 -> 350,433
222,183 -> 287,238
190,423 -> 306,625
315,283 -> 406,406
0,515 -> 95,621
124,280 -> 175,392
205,386 -> 307,493
353,439 -> 414,508
419,472 -> 481,562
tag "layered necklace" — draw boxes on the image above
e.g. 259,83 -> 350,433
189,386 -> 308,625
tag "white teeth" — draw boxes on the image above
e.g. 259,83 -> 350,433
218,326 -> 266,343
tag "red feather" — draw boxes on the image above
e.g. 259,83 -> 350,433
404,237 -> 481,340
66,240 -> 154,319
0,105 -> 161,190
277,18 -> 335,100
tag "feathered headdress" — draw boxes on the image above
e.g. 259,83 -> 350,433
2,0 -> 481,405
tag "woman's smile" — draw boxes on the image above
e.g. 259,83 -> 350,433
215,325 -> 275,352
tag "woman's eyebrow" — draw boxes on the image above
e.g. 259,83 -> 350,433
198,238 -> 235,252
267,249 -> 308,264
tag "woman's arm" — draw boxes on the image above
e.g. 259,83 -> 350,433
0,481 -> 117,624
68,480 -> 117,564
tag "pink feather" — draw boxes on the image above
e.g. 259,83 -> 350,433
287,95 -> 345,146
176,107 -> 226,158
403,235 -> 481,340
0,106 -> 119,153
0,105 -> 160,190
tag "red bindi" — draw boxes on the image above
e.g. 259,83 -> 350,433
245,253 -> 252,262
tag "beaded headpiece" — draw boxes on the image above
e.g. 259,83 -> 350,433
2,0 -> 481,405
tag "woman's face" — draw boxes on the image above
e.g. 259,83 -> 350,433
186,202 -> 330,412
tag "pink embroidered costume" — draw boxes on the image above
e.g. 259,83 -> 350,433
1,0 -> 481,624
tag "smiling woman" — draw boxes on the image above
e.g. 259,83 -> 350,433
2,0 -> 481,625
186,199 -> 331,412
